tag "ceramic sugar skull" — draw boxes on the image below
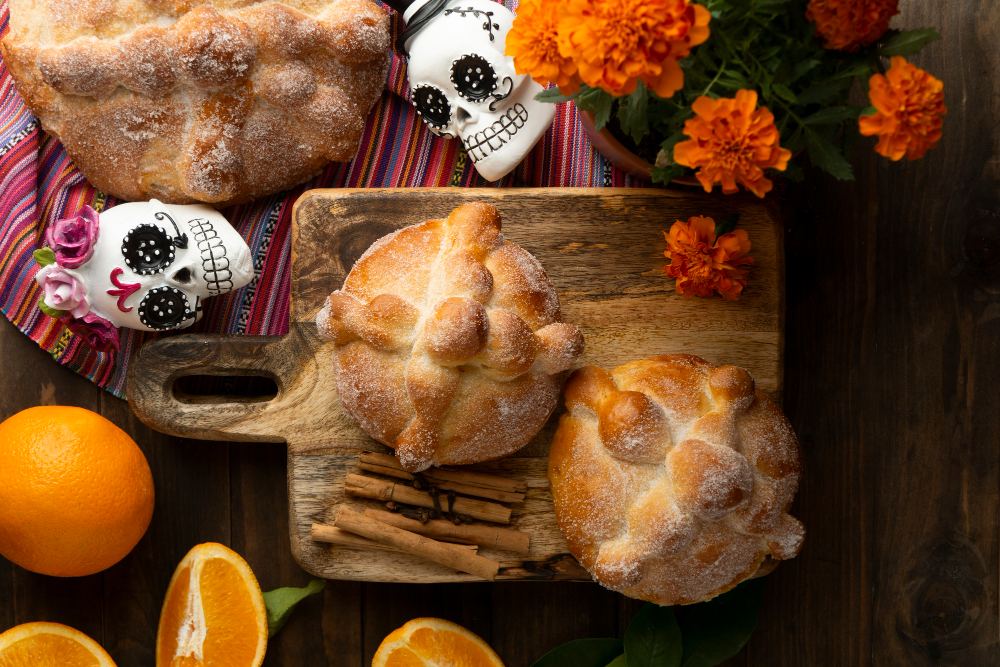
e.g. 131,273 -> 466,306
391,0 -> 556,181
35,200 -> 253,350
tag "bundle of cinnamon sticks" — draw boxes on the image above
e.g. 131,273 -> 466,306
310,451 -> 531,581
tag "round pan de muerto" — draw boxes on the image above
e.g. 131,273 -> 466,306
317,202 -> 584,472
549,354 -> 804,605
1,0 -> 390,204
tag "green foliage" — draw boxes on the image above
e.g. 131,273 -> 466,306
605,655 -> 628,667
713,214 -> 741,236
879,28 -> 942,57
530,580 -> 763,667
38,299 -> 62,319
33,247 -> 56,267
530,639 -> 624,667
540,0 -> 940,185
676,579 -> 764,667
262,579 -> 326,638
535,88 -> 575,104
624,605 -> 682,667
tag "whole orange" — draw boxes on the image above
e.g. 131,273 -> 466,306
0,405 -> 154,577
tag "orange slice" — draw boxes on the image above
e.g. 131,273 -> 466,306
373,618 -> 505,667
0,622 -> 117,667
156,543 -> 267,667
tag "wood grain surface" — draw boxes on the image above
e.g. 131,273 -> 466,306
1,0 -> 995,662
127,187 -> 784,583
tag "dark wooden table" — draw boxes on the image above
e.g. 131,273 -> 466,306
1,2 -> 996,664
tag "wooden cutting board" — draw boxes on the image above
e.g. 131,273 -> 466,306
127,188 -> 784,583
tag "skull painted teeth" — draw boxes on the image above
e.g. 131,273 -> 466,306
462,103 -> 529,163
402,0 -> 556,181
73,199 -> 255,332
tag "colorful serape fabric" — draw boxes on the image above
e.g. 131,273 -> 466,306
0,0 -> 645,398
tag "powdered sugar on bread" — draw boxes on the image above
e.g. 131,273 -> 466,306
2,0 -> 390,204
548,354 -> 804,605
318,202 -> 585,471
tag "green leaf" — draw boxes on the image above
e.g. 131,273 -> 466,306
804,128 -> 854,181
594,94 -> 614,131
790,58 -> 821,82
263,580 -> 325,638
676,578 -> 764,667
38,299 -> 63,318
879,28 -> 942,57
618,82 -> 650,144
772,83 -> 798,104
801,106 -> 862,126
605,655 -> 628,667
834,61 -> 873,80
651,164 -> 690,185
531,639 -> 625,667
624,604 -> 682,667
796,78 -> 850,105
714,214 -> 740,236
33,247 -> 56,267
859,105 -> 877,117
535,88 -> 575,104
782,160 -> 806,182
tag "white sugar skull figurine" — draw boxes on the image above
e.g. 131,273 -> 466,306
34,200 -> 253,351
388,0 -> 556,181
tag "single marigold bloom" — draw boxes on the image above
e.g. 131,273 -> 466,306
806,0 -> 899,52
673,89 -> 792,198
859,56 -> 946,161
507,0 -> 582,94
557,0 -> 711,98
664,216 -> 754,300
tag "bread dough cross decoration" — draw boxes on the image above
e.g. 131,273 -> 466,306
317,203 -> 584,472
35,200 -> 254,350
386,0 -> 557,181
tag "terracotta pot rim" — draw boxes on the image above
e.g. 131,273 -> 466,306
578,108 -> 701,187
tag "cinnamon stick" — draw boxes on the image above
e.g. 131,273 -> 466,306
344,473 -> 511,524
310,523 -> 478,553
356,460 -> 525,503
364,509 -> 531,554
359,451 -> 527,495
334,507 -> 500,580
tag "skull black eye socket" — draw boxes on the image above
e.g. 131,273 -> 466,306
413,85 -> 452,128
451,54 -> 498,102
122,224 -> 175,275
138,286 -> 190,330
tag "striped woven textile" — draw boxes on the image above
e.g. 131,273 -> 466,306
0,0 -> 645,398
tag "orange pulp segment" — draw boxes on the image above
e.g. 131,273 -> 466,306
373,617 -> 504,667
0,622 -> 117,667
156,543 -> 267,667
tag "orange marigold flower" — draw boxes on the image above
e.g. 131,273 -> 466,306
673,89 -> 792,198
506,0 -> 582,94
806,0 -> 899,52
557,0 -> 711,98
663,216 -> 753,300
859,56 -> 946,161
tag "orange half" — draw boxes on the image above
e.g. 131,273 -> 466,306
0,622 -> 117,667
156,543 -> 267,667
373,618 -> 504,667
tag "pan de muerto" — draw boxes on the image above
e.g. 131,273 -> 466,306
549,354 -> 804,605
1,0 -> 390,204
317,202 -> 584,472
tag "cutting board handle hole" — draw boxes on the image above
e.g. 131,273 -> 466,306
173,375 -> 279,404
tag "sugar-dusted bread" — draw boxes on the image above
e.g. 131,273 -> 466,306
316,202 -> 584,472
549,354 -> 804,605
1,0 -> 390,204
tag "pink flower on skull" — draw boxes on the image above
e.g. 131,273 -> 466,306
35,264 -> 90,318
44,206 -> 100,268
